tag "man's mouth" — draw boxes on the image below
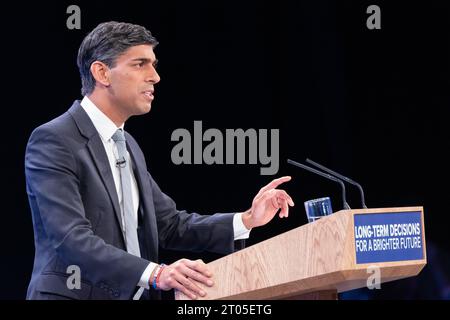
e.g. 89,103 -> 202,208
143,90 -> 154,101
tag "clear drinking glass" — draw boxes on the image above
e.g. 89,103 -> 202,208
304,197 -> 333,223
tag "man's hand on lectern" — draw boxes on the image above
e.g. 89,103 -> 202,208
241,176 -> 295,230
157,258 -> 213,300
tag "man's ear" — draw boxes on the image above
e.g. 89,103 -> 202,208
90,61 -> 111,87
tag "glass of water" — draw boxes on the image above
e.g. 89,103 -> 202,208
304,197 -> 333,223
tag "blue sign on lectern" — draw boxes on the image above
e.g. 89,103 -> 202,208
354,211 -> 424,264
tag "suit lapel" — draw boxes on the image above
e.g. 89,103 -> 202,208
68,101 -> 125,240
86,137 -> 124,234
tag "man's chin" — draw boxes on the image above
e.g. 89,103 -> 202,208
138,103 -> 152,115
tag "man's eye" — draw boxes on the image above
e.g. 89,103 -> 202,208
135,62 -> 144,67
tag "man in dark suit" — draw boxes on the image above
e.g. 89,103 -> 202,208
25,21 -> 294,300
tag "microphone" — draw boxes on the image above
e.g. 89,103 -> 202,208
116,157 -> 126,168
287,159 -> 351,210
306,158 -> 367,209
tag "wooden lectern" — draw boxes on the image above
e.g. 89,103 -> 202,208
175,207 -> 426,300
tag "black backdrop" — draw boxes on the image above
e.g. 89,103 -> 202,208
2,0 -> 449,299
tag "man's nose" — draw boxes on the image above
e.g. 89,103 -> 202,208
147,67 -> 160,84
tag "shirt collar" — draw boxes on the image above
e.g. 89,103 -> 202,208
80,96 -> 124,142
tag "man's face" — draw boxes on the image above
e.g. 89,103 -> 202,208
107,44 -> 160,118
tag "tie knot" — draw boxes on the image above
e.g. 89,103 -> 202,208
112,129 -> 126,142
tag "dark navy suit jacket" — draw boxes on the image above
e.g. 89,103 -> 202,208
25,101 -> 240,300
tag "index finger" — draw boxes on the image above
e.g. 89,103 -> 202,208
185,259 -> 212,277
256,176 -> 292,198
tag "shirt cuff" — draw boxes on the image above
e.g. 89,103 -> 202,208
233,212 -> 251,240
138,262 -> 159,289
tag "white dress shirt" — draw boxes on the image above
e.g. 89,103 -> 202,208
81,96 -> 250,295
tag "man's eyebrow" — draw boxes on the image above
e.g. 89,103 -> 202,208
131,58 -> 158,65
